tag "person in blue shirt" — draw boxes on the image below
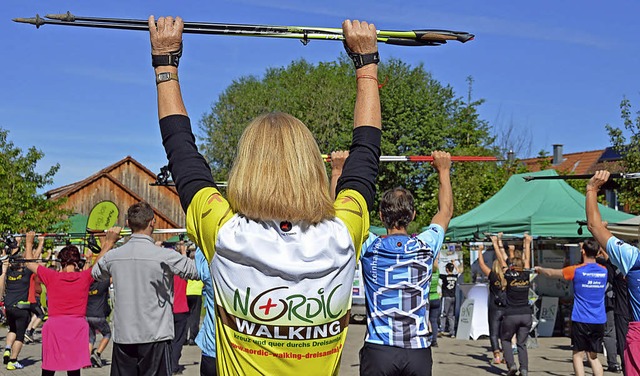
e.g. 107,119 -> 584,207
536,239 -> 607,376
359,151 -> 453,376
586,170 -> 640,376
194,248 -> 216,376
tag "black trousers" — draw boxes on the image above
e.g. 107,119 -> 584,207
500,313 -> 532,372
111,340 -> 172,376
200,354 -> 217,376
42,370 -> 81,376
614,313 -> 631,368
171,312 -> 189,373
488,304 -> 505,353
5,307 -> 30,342
360,342 -> 433,376
186,295 -> 202,342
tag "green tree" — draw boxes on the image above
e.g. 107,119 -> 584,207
0,128 -> 70,234
199,58 -> 507,228
606,97 -> 640,213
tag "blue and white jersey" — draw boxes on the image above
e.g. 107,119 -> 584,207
360,224 -> 444,348
607,236 -> 640,322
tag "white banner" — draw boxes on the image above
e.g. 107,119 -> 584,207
537,296 -> 559,337
456,298 -> 475,340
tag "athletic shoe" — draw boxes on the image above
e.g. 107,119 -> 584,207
506,366 -> 518,376
519,369 -> 528,376
491,356 -> 502,365
2,349 -> 9,364
6,361 -> 24,370
23,333 -> 33,344
91,351 -> 103,368
607,365 -> 622,373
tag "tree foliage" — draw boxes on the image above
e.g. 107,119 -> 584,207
199,58 -> 510,228
0,128 -> 70,233
606,97 -> 640,213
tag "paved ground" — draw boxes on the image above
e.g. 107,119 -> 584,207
2,323 -> 613,375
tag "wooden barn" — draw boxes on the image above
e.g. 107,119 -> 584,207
45,156 -> 184,239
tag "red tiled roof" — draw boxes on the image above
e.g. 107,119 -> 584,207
520,149 -> 605,175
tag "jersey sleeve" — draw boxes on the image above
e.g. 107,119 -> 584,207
359,232 -> 378,260
334,189 -> 370,261
186,187 -> 235,262
607,236 -> 640,276
335,126 -> 381,210
416,224 -> 445,259
562,265 -> 577,281
36,265 -> 55,286
159,114 -> 217,212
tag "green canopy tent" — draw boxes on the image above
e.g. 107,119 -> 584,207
441,169 -> 634,241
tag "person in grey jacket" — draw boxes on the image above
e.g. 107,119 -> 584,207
92,202 -> 199,376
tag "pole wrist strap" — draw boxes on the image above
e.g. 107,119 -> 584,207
344,43 -> 379,69
152,43 -> 183,68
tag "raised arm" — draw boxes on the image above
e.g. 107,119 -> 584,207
149,16 -> 216,212
586,170 -> 614,248
476,244 -> 491,277
429,151 -> 453,231
523,233 -> 532,269
33,235 -> 45,260
490,234 -> 508,268
94,227 -> 122,264
24,231 -> 39,273
0,250 -> 8,298
330,150 -> 349,200
334,20 -> 382,210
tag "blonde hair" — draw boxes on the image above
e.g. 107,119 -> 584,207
491,259 -> 506,289
227,112 -> 335,223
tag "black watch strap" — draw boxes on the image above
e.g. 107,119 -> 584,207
152,43 -> 183,68
344,43 -> 379,69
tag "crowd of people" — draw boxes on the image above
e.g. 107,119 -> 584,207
0,13 -> 638,376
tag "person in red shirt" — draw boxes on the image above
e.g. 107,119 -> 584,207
23,228 -> 120,376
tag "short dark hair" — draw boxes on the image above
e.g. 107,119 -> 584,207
445,262 -> 455,272
58,245 -> 81,269
582,239 -> 599,258
379,187 -> 414,230
127,202 -> 155,232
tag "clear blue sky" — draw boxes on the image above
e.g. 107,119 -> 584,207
4,0 -> 640,188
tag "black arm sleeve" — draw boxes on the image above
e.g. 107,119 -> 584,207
335,126 -> 381,210
159,114 -> 217,212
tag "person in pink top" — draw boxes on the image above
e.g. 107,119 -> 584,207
24,228 -> 120,376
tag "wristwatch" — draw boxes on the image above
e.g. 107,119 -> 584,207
156,72 -> 179,85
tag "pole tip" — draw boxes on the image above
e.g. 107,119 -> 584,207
522,176 -> 533,182
13,15 -> 45,28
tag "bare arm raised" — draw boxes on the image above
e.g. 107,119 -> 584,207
477,243 -> 491,277
429,151 -> 453,232
586,170 -> 614,248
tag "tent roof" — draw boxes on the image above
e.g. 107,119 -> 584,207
609,215 -> 640,242
443,170 -> 634,241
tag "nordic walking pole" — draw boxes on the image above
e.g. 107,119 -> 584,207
14,12 -> 474,46
322,155 -> 498,162
522,172 -> 640,182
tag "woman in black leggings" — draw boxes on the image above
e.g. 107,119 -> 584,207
500,234 -> 533,376
0,241 -> 36,371
478,238 -> 508,365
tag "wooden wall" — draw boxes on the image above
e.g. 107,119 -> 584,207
108,160 -> 185,227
